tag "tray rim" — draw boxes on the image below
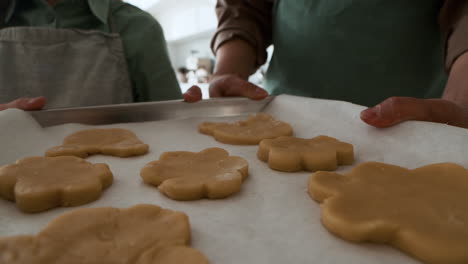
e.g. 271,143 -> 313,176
30,96 -> 275,127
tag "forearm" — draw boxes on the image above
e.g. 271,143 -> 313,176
443,52 -> 468,106
213,39 -> 258,80
212,0 -> 273,68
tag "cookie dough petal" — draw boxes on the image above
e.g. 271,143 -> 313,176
140,163 -> 168,186
138,246 -> 209,264
321,204 -> 399,243
140,160 -> 188,187
218,156 -> 248,179
396,230 -> 468,264
198,122 -> 219,135
59,179 -> 106,207
159,151 -> 190,160
212,129 -> 259,145
14,184 -> 61,213
100,144 -> 149,157
205,172 -> 244,199
45,145 -> 90,158
14,180 -> 104,213
308,171 -> 347,202
200,147 -> 229,158
93,164 -> 114,189
302,149 -> 338,171
335,142 -> 354,165
0,165 -> 18,200
411,163 -> 468,186
158,177 -> 206,201
0,236 -> 50,264
257,139 -> 273,162
267,147 -> 302,172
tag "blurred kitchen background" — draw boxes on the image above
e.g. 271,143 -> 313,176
125,0 -> 272,98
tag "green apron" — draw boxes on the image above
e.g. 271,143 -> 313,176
265,0 -> 447,107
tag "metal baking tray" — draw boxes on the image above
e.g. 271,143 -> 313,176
30,97 -> 275,127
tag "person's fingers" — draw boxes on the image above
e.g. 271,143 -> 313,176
0,96 -> 46,111
360,96 -> 468,128
224,81 -> 268,100
14,96 -> 47,110
183,85 -> 203,103
209,75 -> 268,100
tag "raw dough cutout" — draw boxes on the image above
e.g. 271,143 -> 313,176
0,204 -> 209,264
141,148 -> 248,200
308,162 -> 468,264
257,135 -> 354,172
0,156 -> 112,213
46,128 -> 149,158
198,113 -> 293,145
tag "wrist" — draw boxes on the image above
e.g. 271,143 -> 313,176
444,52 -> 468,105
213,39 -> 258,80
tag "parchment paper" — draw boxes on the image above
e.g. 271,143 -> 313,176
1,95 -> 467,263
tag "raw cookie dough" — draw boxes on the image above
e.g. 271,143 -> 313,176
308,162 -> 468,264
140,148 -> 248,200
0,156 -> 112,213
198,113 -> 293,145
45,128 -> 149,158
257,135 -> 354,172
0,204 -> 209,264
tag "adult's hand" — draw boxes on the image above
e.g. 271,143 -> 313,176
182,74 -> 268,103
183,39 -> 268,102
208,74 -> 268,99
362,51 -> 468,129
182,85 -> 202,103
360,97 -> 468,128
0,97 -> 46,111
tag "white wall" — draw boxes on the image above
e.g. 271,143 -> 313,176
168,33 -> 214,69
146,0 -> 217,70
148,0 -> 217,42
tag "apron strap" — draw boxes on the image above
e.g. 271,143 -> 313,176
107,13 -> 117,33
107,0 -> 124,34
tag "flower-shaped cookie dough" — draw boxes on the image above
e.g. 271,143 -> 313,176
0,156 -> 113,213
46,128 -> 149,158
308,162 -> 468,264
141,148 -> 248,200
198,113 -> 293,145
0,204 -> 209,264
257,135 -> 354,172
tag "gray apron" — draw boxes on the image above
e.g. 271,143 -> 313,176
0,9 -> 132,109
265,0 -> 447,107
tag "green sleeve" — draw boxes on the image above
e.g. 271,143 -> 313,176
112,3 -> 181,102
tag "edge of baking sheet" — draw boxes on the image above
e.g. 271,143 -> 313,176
30,96 -> 275,127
